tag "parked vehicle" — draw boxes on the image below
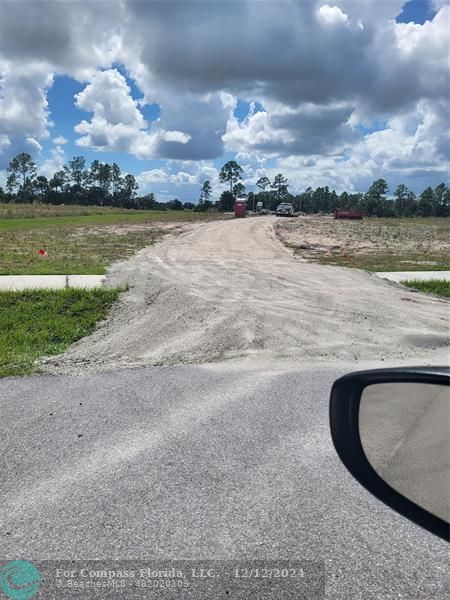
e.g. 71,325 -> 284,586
276,202 -> 294,216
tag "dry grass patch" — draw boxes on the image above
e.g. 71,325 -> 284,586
276,215 -> 450,271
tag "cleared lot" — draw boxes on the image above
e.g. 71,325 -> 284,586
44,217 -> 449,374
275,215 -> 450,271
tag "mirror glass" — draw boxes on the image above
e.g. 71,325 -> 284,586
359,382 -> 449,523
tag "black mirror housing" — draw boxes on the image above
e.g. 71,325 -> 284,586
330,367 -> 449,541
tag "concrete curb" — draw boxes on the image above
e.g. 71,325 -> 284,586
0,275 -> 106,291
375,271 -> 450,283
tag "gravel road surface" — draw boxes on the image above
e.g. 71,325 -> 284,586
44,217 -> 449,374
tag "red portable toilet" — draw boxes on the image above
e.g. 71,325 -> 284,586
234,198 -> 246,218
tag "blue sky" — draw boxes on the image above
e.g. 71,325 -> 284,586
0,0 -> 448,200
396,0 -> 437,22
45,76 -> 269,195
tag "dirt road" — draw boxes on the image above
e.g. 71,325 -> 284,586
46,217 -> 449,373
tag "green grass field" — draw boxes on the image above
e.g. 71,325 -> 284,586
0,288 -> 122,377
402,279 -> 450,298
0,227 -> 164,275
0,203 -> 228,275
0,203 -> 227,222
1,203 -> 136,219
0,208 -> 226,230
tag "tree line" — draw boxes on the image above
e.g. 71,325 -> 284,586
287,179 -> 449,218
1,153 -> 448,217
2,153 -> 147,209
211,161 -> 449,217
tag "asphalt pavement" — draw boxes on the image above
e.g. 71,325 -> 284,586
0,359 -> 448,599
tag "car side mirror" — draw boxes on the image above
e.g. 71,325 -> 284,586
330,367 -> 449,541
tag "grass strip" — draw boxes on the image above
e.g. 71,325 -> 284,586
0,287 -> 122,377
0,206 -> 229,230
401,279 -> 450,299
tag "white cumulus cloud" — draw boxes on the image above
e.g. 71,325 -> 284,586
73,69 -> 191,159
40,144 -> 66,179
0,0 -> 448,195
317,4 -> 349,26
52,135 -> 68,145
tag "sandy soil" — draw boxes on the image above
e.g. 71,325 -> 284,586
275,215 -> 450,262
45,217 -> 449,374
70,221 -> 189,237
